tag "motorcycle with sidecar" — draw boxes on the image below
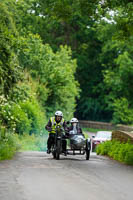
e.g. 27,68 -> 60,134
51,125 -> 91,160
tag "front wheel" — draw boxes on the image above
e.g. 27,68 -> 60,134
52,150 -> 56,159
56,139 -> 61,160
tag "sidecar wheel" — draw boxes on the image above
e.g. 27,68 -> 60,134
86,140 -> 90,160
86,149 -> 90,160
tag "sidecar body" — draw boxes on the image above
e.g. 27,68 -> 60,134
66,130 -> 91,160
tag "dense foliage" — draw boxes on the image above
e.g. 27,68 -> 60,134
1,0 -> 133,125
0,2 -> 21,97
96,140 -> 133,165
1,0 -> 133,159
18,34 -> 79,118
0,126 -> 48,159
10,0 -> 133,123
0,0 -> 79,138
0,126 -> 20,160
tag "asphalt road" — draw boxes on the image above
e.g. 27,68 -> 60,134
0,151 -> 133,200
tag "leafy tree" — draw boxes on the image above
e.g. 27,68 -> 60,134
112,98 -> 133,124
100,0 -> 133,40
0,1 -> 22,97
96,18 -> 133,124
30,0 -> 108,121
5,0 -> 109,121
0,1 -> 46,134
2,0 -> 133,127
17,34 -> 79,119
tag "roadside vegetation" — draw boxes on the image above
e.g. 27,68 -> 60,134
1,0 -> 133,161
18,132 -> 48,152
0,127 -> 20,160
0,126 -> 48,160
96,140 -> 133,165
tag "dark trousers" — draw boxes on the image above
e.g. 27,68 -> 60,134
47,133 -> 66,151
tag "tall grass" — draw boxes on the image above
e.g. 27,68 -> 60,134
0,130 -> 20,160
0,125 -> 48,160
18,133 -> 48,151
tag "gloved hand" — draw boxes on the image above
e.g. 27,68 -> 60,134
65,130 -> 69,136
47,127 -> 52,132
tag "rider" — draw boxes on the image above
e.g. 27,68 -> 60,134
45,110 -> 67,154
67,117 -> 84,136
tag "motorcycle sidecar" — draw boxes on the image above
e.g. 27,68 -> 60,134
66,132 -> 91,160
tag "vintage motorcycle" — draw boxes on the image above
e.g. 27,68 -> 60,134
51,124 -> 91,160
51,125 -> 66,160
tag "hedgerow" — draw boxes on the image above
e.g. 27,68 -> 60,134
96,140 -> 133,165
0,127 -> 20,160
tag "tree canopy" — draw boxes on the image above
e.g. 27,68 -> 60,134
1,0 -> 133,134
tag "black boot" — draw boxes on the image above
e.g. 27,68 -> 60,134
47,149 -> 51,154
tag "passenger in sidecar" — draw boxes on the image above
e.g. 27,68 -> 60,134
67,118 -> 83,136
66,118 -> 91,160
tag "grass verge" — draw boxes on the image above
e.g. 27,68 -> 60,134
0,133 -> 20,160
0,127 -> 48,160
18,133 -> 48,151
82,127 -> 108,133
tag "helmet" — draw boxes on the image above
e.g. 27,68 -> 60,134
55,110 -> 63,117
70,118 -> 78,123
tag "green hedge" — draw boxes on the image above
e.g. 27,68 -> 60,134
0,129 -> 20,160
96,140 -> 133,165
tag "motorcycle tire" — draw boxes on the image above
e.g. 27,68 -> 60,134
52,150 -> 56,159
86,149 -> 90,160
86,140 -> 90,160
56,140 -> 61,160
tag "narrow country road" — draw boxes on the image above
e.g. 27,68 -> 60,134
0,151 -> 133,200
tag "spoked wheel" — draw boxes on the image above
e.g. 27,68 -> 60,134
51,144 -> 56,159
56,152 -> 60,160
52,150 -> 56,159
86,149 -> 90,160
86,140 -> 90,160
56,140 -> 61,160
